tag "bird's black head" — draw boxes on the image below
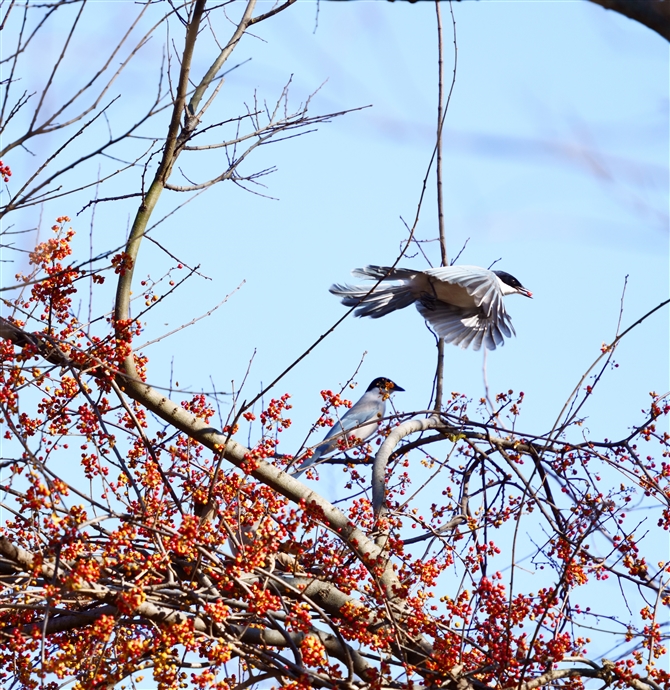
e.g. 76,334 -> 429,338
492,270 -> 533,298
367,377 -> 405,393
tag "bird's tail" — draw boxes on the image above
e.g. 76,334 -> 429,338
330,265 -> 419,318
351,265 -> 418,281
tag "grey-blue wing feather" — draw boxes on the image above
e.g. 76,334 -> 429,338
293,398 -> 384,476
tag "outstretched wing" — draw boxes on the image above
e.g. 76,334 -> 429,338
416,301 -> 515,351
424,266 -> 507,320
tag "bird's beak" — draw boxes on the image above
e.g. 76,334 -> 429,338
393,384 -> 405,392
519,288 -> 533,298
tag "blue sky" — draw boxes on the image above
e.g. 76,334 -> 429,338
6,0 -> 668,454
153,1 -> 668,448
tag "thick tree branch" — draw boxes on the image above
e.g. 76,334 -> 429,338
586,0 -> 670,41
373,416 -> 450,521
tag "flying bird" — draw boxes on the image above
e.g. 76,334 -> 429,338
330,265 -> 532,351
293,377 -> 404,477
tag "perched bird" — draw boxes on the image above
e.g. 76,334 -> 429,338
330,265 -> 532,351
293,377 -> 404,476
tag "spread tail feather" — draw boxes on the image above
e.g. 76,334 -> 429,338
352,265 -> 420,281
330,282 -> 417,318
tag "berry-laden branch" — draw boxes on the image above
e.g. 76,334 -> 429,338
1,226 -> 668,687
105,0 -> 418,607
